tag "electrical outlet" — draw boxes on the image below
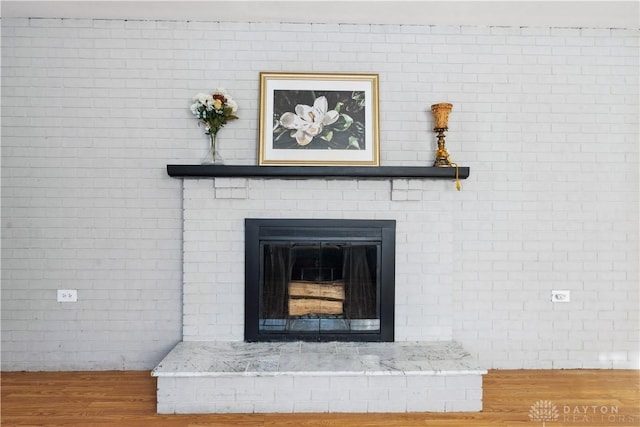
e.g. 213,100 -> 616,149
551,290 -> 570,303
57,289 -> 78,302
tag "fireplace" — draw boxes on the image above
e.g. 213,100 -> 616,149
245,218 -> 395,342
156,178 -> 487,415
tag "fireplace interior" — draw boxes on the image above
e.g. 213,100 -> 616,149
245,219 -> 395,342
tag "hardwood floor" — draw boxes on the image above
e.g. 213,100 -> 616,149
1,370 -> 638,426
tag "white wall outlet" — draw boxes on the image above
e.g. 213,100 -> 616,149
57,289 -> 78,302
551,290 -> 570,303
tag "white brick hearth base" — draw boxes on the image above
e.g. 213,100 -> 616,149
153,341 -> 486,414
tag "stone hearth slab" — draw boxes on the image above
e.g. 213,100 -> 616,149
152,341 -> 486,414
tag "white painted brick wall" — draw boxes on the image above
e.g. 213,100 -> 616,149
182,178 -> 455,342
157,373 -> 483,414
1,17 -> 638,370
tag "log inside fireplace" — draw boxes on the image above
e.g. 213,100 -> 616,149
288,280 -> 345,316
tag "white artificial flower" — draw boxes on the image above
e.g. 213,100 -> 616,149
193,93 -> 209,104
213,87 -> 229,97
227,98 -> 238,113
201,95 -> 214,111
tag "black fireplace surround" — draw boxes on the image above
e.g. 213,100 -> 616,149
245,219 -> 395,342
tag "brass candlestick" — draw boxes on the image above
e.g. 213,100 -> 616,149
431,103 -> 453,167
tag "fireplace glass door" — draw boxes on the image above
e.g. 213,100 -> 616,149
245,219 -> 395,342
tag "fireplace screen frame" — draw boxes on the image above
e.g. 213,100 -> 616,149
245,218 -> 395,342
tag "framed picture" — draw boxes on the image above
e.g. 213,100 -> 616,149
259,72 -> 380,166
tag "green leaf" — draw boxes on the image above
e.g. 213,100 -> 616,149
320,131 -> 334,142
352,91 -> 366,108
330,114 -> 353,132
348,136 -> 361,149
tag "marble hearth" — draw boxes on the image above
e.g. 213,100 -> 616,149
153,340 -> 486,413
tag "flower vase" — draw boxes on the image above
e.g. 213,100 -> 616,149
201,133 -> 224,165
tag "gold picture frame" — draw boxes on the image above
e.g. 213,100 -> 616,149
259,72 -> 380,166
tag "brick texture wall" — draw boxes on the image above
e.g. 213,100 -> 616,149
1,18 -> 638,370
182,178 -> 457,343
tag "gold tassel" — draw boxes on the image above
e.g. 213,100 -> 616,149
451,162 -> 461,191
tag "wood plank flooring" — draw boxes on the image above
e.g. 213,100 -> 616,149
1,370 -> 638,426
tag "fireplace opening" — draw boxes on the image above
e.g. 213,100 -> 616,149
245,219 -> 395,342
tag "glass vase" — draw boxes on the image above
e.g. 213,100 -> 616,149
201,133 -> 224,165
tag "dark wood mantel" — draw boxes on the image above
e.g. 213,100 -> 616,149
166,165 -> 470,180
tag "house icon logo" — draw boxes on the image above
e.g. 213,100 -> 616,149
529,400 -> 559,426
